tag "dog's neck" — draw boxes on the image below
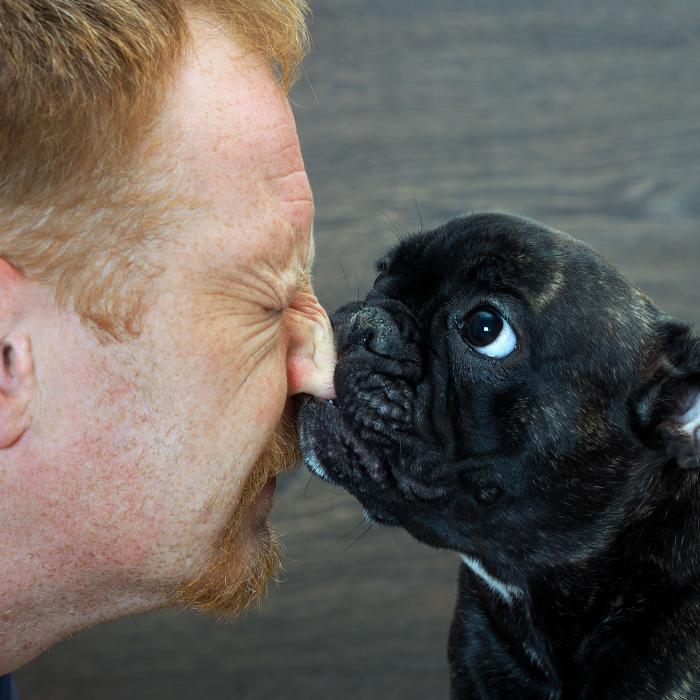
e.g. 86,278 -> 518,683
454,462 -> 700,697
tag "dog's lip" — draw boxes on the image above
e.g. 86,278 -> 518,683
301,395 -> 359,447
298,395 -> 348,469
300,394 -> 342,421
300,397 -> 445,498
300,396 -> 390,481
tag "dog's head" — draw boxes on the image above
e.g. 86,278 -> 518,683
299,213 -> 700,579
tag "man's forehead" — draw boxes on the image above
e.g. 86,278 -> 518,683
157,11 -> 299,183
150,9 -> 313,266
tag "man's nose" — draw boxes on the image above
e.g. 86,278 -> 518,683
285,287 -> 336,399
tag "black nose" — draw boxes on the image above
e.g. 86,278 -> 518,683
332,301 -> 423,385
349,306 -> 400,357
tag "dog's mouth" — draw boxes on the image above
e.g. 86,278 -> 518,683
298,396 -> 394,486
298,396 -> 400,525
298,381 -> 448,526
297,296 -> 456,526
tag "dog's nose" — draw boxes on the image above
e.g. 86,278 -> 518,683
331,300 -> 423,382
349,306 -> 400,357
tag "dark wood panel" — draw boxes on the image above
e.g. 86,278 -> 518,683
17,1 -> 700,698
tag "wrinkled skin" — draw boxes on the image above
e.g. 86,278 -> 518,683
300,212 -> 700,699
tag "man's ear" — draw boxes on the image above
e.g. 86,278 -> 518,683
633,316 -> 700,469
0,259 -> 36,448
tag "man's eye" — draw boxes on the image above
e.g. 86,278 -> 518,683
458,308 -> 517,358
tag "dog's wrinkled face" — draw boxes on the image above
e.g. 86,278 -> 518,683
299,213 -> 700,579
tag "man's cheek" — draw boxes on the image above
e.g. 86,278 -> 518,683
170,311 -> 283,417
217,331 -> 289,445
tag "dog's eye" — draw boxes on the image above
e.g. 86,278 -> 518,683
374,260 -> 388,285
458,308 -> 517,358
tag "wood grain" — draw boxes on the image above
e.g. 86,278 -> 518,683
17,1 -> 700,698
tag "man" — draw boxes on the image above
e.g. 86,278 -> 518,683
0,0 -> 335,685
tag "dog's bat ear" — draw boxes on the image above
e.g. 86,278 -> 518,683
633,316 -> 700,469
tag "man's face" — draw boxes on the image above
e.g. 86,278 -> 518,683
20,12 -> 333,619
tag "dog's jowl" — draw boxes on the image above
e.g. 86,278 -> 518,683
299,212 -> 700,700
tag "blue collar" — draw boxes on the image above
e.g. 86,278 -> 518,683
0,675 -> 18,700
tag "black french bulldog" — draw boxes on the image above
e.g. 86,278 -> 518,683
298,212 -> 700,699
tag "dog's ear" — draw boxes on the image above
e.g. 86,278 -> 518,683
633,317 -> 700,469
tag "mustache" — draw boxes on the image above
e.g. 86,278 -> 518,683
172,413 -> 301,617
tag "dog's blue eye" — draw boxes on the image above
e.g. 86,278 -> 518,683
459,308 -> 517,358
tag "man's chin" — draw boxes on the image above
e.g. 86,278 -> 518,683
173,520 -> 282,620
172,416 -> 299,618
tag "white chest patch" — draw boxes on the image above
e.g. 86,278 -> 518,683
681,392 -> 700,445
460,555 -> 523,604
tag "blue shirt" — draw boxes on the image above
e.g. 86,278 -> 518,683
0,675 -> 18,700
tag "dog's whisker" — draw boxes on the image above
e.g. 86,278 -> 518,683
337,257 -> 353,299
338,517 -> 369,542
413,192 -> 424,232
303,473 -> 314,498
319,492 -> 351,503
339,521 -> 375,552
380,210 -> 408,244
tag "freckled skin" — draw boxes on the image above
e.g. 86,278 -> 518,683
0,11 -> 335,674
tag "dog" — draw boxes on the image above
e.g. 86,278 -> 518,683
298,212 -> 700,699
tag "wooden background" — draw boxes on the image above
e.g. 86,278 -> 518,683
16,1 -> 700,698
